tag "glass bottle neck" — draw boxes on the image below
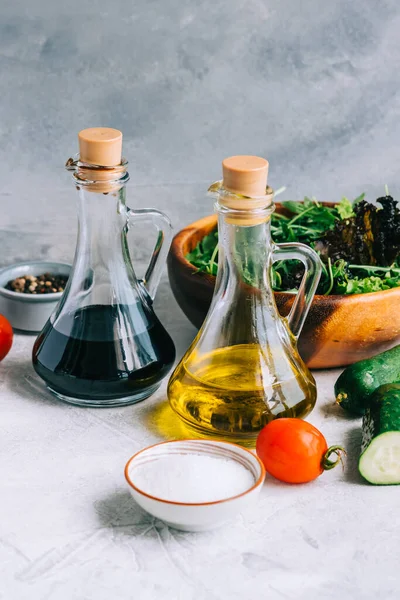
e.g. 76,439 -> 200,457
215,206 -> 273,291
76,185 -> 128,243
63,181 -> 141,311
67,154 -> 131,270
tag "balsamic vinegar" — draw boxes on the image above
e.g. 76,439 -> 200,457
33,304 -> 175,404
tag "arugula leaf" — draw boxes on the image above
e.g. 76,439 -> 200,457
201,231 -> 218,254
187,231 -> 219,274
281,201 -> 306,214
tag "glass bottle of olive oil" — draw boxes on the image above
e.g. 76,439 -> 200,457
168,156 -> 322,446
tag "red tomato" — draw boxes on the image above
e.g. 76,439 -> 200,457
0,315 -> 13,361
256,418 -> 344,484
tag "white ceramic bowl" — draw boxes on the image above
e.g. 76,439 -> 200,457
124,439 -> 265,532
0,261 -> 71,332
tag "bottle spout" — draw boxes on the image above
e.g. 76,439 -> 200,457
207,180 -> 224,197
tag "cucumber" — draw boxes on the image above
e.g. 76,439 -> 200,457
359,384 -> 400,484
335,344 -> 400,416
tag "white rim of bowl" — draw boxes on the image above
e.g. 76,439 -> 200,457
124,439 -> 266,506
0,261 -> 71,302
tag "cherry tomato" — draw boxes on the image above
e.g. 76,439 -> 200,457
0,315 -> 13,361
256,418 -> 344,484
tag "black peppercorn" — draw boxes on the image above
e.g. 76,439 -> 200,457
6,273 -> 68,295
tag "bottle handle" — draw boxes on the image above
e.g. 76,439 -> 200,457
272,242 -> 322,338
127,208 -> 173,301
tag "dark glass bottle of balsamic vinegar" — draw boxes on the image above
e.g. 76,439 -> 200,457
33,128 -> 175,407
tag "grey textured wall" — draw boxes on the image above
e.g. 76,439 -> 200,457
1,0 -> 399,332
2,0 -> 399,197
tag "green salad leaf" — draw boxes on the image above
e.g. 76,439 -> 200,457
336,197 -> 355,219
186,193 -> 400,295
186,231 -> 219,276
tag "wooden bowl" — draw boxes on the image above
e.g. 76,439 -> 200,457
168,204 -> 400,369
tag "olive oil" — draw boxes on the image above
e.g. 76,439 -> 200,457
167,156 -> 321,445
168,344 -> 316,446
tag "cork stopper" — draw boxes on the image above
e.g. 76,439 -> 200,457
74,128 -> 126,193
78,127 -> 122,166
222,156 -> 269,197
216,155 -> 273,225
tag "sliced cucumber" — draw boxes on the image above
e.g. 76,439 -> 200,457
359,384 -> 400,485
359,431 -> 400,484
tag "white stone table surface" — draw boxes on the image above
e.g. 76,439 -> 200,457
0,184 -> 399,600
1,305 -> 399,600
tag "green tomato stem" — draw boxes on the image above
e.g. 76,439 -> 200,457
322,445 -> 347,471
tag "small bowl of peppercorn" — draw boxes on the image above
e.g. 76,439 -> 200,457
0,261 -> 71,332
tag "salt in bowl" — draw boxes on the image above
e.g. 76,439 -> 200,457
124,439 -> 265,532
